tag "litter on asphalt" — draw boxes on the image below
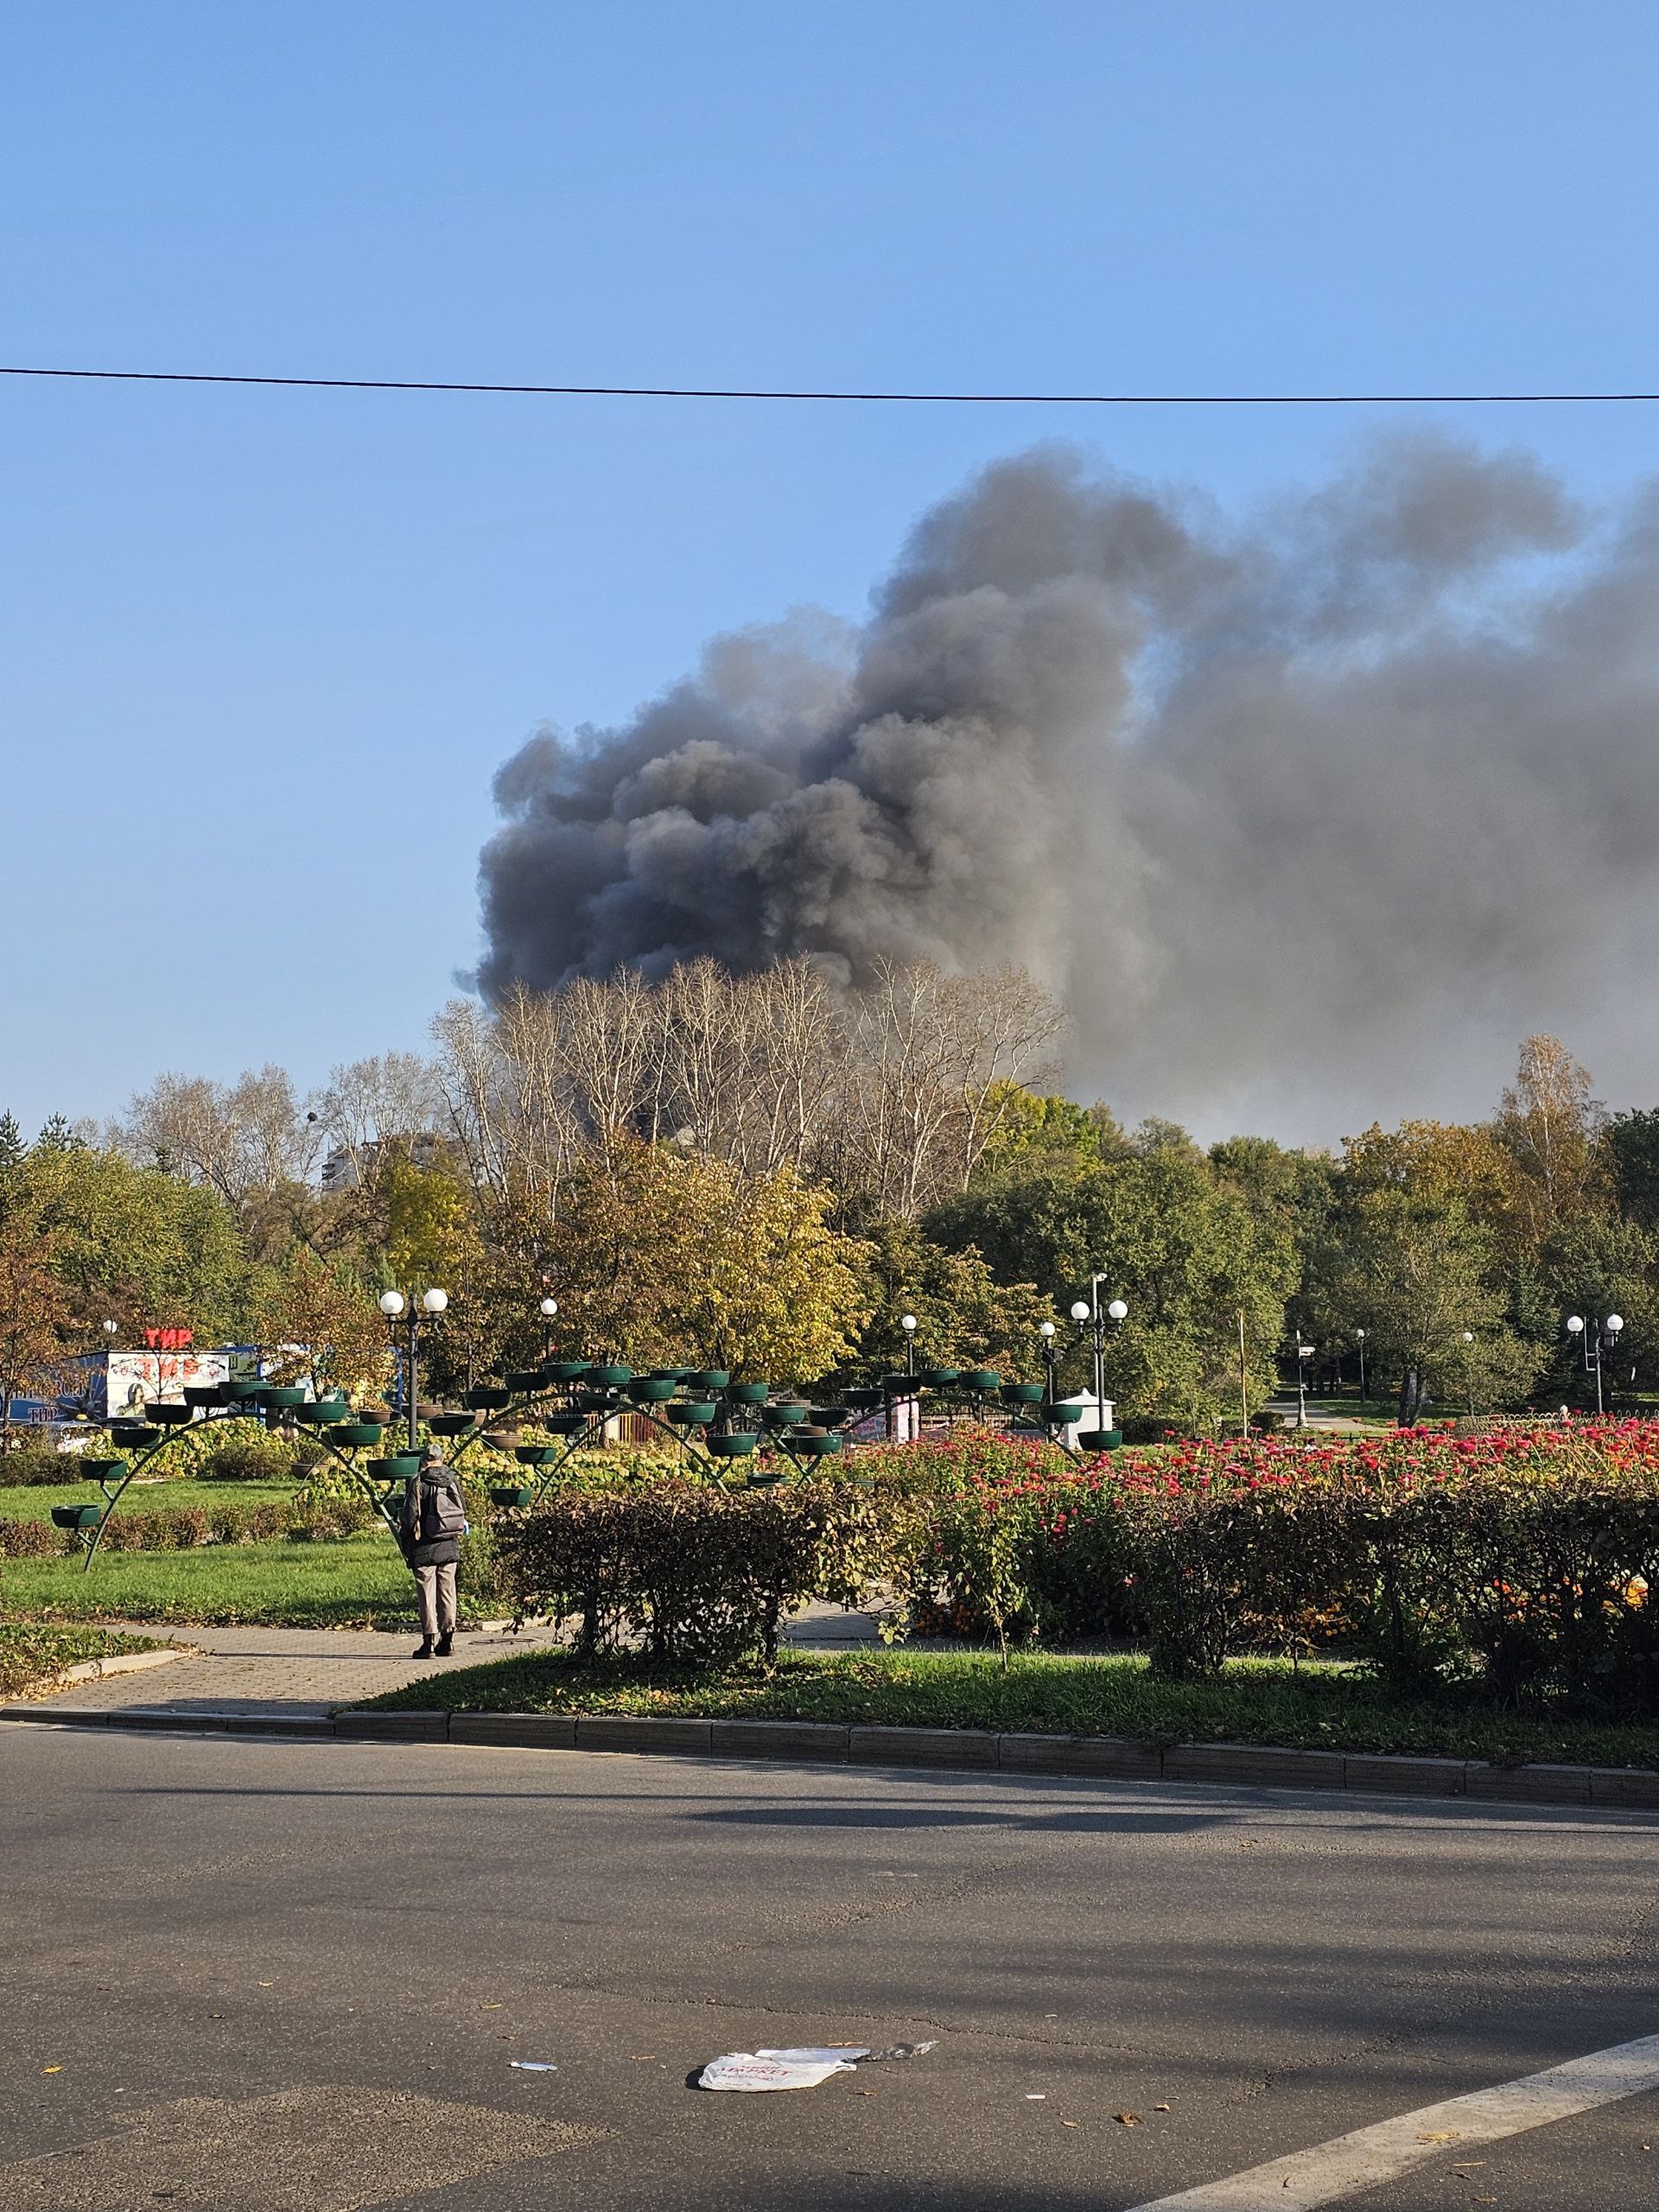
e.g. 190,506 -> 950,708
509,2061 -> 557,2072
699,2047 -> 872,2092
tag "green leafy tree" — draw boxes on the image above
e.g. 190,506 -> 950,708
926,1150 -> 1295,1428
1326,1187 -> 1536,1419
15,1141 -> 250,1339
849,1222 -> 1057,1382
1608,1108 -> 1659,1233
546,1141 -> 871,1380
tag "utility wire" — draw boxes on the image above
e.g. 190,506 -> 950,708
3,363 -> 1659,404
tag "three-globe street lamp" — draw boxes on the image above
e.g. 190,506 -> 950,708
1070,1280 -> 1128,1427
1566,1312 -> 1624,1418
379,1286 -> 449,1451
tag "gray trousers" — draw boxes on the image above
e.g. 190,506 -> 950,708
415,1561 -> 458,1639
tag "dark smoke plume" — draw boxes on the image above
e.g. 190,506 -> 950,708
478,435 -> 1659,1136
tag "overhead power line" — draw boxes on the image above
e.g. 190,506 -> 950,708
3,363 -> 1659,405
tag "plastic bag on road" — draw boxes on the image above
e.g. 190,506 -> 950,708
698,2046 -> 871,2092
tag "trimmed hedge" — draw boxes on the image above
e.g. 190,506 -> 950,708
498,1480 -> 903,1664
0,1491 -> 378,1558
499,1426 -> 1659,1718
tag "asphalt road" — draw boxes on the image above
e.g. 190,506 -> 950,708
3,1726 -> 1657,2211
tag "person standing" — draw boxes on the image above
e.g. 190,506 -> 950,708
399,1442 -> 467,1658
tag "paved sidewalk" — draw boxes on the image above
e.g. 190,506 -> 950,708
3,1601 -> 881,1721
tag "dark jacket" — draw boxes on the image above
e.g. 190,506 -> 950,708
399,1469 -> 465,1568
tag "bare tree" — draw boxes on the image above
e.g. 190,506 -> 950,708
119,1065 -> 322,1207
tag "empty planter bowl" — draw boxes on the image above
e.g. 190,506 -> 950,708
626,1377 -> 678,1402
369,1455 -> 421,1478
489,1485 -> 536,1509
328,1422 -> 385,1449
505,1370 -> 546,1395
462,1387 -> 512,1412
760,1402 -> 810,1428
427,1413 -> 474,1437
727,1380 -> 770,1404
708,1433 -> 758,1457
1000,1381 -> 1046,1405
963,1370 -> 1001,1393
786,1431 -> 843,1458
514,1445 -> 561,1466
1077,1428 -> 1122,1452
921,1367 -> 961,1389
79,1458 -> 128,1484
591,1364 -> 633,1389
108,1424 -> 162,1450
50,1503 -> 105,1530
147,1402 -> 196,1425
539,1359 -> 592,1384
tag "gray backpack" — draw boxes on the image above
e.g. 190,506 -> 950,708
416,1477 -> 467,1541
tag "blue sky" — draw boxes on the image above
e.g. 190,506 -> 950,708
6,1 -> 1659,1137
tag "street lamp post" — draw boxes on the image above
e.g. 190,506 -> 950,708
1039,1319 -> 1058,1408
1070,1280 -> 1128,1426
538,1295 -> 558,1359
1355,1328 -> 1367,1405
1294,1338 -> 1314,1429
1566,1313 -> 1624,1418
379,1287 -> 449,1452
1461,1329 -> 1476,1416
900,1313 -> 918,1378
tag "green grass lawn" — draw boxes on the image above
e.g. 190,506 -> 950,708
0,1531 -> 431,1628
0,1621 -> 161,1698
0,1478 -> 298,1522
359,1644 -> 1659,1770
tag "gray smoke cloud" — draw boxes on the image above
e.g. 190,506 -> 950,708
477,435 -> 1659,1139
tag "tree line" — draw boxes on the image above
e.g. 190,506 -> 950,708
1,961 -> 1651,1432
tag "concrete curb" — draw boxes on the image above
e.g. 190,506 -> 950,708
59,1647 -> 188,1686
3,1700 -> 1656,1808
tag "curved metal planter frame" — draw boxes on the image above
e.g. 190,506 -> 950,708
71,1370 -> 1080,1568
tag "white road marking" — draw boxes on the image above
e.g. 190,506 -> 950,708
1127,2031 -> 1659,2210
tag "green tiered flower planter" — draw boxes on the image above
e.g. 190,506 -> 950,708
515,1445 -> 562,1466
463,1387 -> 512,1411
963,1369 -> 1001,1393
728,1380 -> 770,1404
540,1359 -> 592,1384
505,1370 -> 545,1395
489,1484 -> 536,1509
328,1423 -> 385,1449
1001,1381 -> 1046,1404
51,1503 -> 105,1530
427,1413 -> 474,1437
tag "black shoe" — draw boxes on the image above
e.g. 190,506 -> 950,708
435,1633 -> 454,1657
413,1638 -> 434,1658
